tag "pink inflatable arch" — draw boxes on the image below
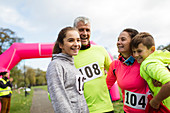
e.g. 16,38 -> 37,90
0,43 -> 54,72
0,41 -> 120,110
0,41 -> 114,73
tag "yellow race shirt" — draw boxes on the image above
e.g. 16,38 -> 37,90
140,50 -> 170,110
74,45 -> 113,113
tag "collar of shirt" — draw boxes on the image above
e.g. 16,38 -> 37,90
118,55 -> 135,66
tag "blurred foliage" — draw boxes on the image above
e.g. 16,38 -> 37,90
0,28 -> 23,55
35,68 -> 47,85
25,67 -> 36,86
157,43 -> 170,51
10,65 -> 47,88
10,89 -> 33,113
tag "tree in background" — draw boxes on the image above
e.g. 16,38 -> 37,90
0,28 -> 23,54
157,43 -> 170,51
10,65 -> 47,88
10,66 -> 24,88
35,68 -> 47,85
25,66 -> 36,86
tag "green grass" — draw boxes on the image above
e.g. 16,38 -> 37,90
9,85 -> 124,113
10,88 -> 33,113
33,85 -> 48,91
10,86 -> 48,113
113,100 -> 124,113
112,87 -> 124,113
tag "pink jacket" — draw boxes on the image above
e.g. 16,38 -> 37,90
107,56 -> 150,113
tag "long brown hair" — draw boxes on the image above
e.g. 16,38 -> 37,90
53,27 -> 78,54
123,28 -> 139,39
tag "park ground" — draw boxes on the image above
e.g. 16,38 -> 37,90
9,86 -> 124,113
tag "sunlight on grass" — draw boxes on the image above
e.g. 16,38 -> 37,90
33,85 -> 48,91
9,85 -> 124,113
10,86 -> 47,113
10,89 -> 33,113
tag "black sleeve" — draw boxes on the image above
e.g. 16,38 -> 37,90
0,81 -> 9,89
8,82 -> 12,88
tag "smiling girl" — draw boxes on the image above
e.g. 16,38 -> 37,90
46,27 -> 89,113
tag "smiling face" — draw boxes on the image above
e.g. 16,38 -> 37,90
132,43 -> 154,64
117,31 -> 132,58
76,21 -> 91,46
59,30 -> 81,56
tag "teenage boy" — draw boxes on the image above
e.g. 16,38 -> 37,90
131,32 -> 170,111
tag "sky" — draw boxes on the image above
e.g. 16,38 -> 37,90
0,0 -> 170,71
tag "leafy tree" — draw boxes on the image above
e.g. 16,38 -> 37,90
162,43 -> 170,51
10,66 -> 24,88
35,69 -> 47,85
10,65 -> 47,88
157,43 -> 170,51
0,28 -> 23,54
35,68 -> 42,77
36,76 -> 46,85
25,66 -> 36,86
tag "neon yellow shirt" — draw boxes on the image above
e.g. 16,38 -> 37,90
74,45 -> 113,113
140,50 -> 170,109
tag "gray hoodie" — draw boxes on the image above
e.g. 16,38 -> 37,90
46,53 -> 89,113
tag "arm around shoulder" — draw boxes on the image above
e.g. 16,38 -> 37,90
150,81 -> 170,109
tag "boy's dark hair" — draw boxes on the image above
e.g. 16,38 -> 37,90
131,32 -> 155,49
0,71 -> 8,76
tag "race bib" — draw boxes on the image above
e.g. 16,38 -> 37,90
78,62 -> 102,82
124,90 -> 148,110
76,74 -> 85,94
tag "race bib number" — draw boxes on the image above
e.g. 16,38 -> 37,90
78,62 -> 102,82
124,90 -> 148,110
76,75 -> 85,94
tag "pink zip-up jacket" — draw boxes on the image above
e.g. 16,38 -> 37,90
106,55 -> 150,113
